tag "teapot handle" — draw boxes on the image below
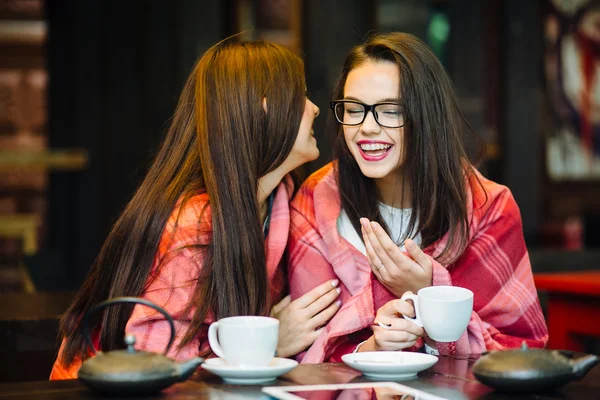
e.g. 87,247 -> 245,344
81,297 -> 176,356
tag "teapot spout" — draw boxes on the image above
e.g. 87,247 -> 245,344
572,354 -> 600,380
176,357 -> 204,381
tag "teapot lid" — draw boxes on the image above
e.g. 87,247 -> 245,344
473,343 -> 571,378
78,335 -> 178,381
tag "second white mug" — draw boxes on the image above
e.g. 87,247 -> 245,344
401,286 -> 473,342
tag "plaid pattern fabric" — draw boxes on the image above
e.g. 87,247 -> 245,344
287,163 -> 548,363
50,176 -> 293,380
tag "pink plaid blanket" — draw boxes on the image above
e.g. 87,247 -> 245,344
287,163 -> 548,363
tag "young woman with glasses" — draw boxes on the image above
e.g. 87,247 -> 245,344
50,39 -> 342,379
287,32 -> 548,362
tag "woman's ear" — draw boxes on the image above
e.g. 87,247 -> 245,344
262,97 -> 268,113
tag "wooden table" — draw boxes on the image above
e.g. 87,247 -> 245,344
0,355 -> 599,399
534,271 -> 600,351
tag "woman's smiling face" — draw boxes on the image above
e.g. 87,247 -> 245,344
342,60 -> 405,180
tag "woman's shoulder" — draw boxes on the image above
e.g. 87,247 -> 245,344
291,163 -> 342,227
296,162 -> 338,197
159,191 -> 212,253
466,166 -> 520,223
169,191 -> 211,227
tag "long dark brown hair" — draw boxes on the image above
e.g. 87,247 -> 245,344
59,40 -> 306,365
332,32 -> 483,262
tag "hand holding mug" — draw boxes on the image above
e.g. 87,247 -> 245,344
360,297 -> 425,352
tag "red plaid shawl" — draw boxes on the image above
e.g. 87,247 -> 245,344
287,163 -> 548,363
50,176 -> 293,380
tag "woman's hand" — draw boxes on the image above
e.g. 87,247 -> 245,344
360,218 -> 433,297
270,279 -> 342,358
358,297 -> 425,352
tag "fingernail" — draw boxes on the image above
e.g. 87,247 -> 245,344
370,221 -> 377,231
377,321 -> 391,329
405,239 -> 413,249
331,279 -> 339,287
335,300 -> 342,307
336,287 -> 341,294
360,218 -> 368,228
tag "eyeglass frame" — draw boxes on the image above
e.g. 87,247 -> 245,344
329,100 -> 406,128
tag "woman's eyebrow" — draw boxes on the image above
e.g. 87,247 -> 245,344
342,96 -> 401,103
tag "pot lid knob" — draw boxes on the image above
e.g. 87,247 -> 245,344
125,334 -> 136,353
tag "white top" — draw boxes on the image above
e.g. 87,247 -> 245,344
337,203 -> 422,255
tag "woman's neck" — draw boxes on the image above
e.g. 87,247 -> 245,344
257,165 -> 288,213
375,172 -> 412,209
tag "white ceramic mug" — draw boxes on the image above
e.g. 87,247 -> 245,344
401,286 -> 473,342
208,316 -> 279,368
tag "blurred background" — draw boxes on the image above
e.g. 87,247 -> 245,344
0,0 -> 599,382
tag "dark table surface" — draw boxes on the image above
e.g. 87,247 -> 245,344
0,355 -> 598,400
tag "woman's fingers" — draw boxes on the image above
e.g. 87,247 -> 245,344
295,279 -> 339,309
377,298 -> 415,318
374,337 -> 418,350
309,327 -> 325,344
309,299 -> 342,329
304,284 -> 341,317
371,306 -> 425,351
372,324 -> 419,350
375,315 -> 424,337
373,299 -> 424,346
361,223 -> 386,276
361,219 -> 413,275
361,219 -> 397,277
404,238 -> 432,274
369,221 -> 413,268
391,297 -> 417,318
270,295 -> 291,317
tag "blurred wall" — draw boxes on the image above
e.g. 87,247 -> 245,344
47,0 -> 227,286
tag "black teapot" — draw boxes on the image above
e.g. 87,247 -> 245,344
77,297 -> 204,395
472,342 -> 599,393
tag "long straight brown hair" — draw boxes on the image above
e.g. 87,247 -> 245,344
332,32 -> 483,262
59,40 -> 306,365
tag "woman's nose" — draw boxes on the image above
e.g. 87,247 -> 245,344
360,111 -> 380,134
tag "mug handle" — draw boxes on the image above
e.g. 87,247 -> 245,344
400,292 -> 423,327
207,321 -> 226,359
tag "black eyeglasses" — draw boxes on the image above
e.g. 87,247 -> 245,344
330,100 -> 405,128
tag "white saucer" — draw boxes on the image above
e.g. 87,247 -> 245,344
342,351 -> 438,380
201,357 -> 298,384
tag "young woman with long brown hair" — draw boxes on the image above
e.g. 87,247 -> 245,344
50,39 -> 341,379
287,32 -> 548,362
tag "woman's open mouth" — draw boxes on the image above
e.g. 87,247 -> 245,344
357,141 -> 393,161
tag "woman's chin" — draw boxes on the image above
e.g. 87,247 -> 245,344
306,147 -> 320,162
356,163 -> 393,180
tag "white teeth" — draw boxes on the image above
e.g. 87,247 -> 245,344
360,143 -> 391,151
